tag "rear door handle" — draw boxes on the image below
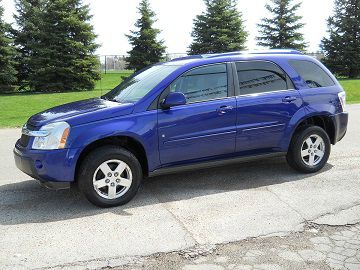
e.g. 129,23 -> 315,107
282,96 -> 297,103
217,105 -> 234,114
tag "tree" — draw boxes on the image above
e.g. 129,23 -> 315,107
14,0 -> 100,92
189,0 -> 248,55
126,0 -> 166,72
321,0 -> 360,78
256,0 -> 307,51
0,1 -> 17,92
13,0 -> 43,90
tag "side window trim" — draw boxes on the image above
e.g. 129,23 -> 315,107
149,62 -> 234,110
233,60 -> 294,97
227,62 -> 235,98
232,62 -> 240,96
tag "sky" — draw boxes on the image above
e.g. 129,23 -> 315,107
1,0 -> 334,55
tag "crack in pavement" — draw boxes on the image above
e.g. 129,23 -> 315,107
111,222 -> 360,270
32,222 -> 360,270
266,185 -> 360,228
147,184 -> 199,247
309,202 -> 360,225
266,187 -> 307,223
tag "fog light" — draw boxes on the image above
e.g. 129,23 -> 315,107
35,160 -> 43,169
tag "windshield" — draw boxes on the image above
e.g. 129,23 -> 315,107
103,64 -> 179,103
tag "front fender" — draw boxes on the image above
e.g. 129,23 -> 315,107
67,110 -> 160,172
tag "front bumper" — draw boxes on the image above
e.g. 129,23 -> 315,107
14,141 -> 80,188
331,112 -> 348,144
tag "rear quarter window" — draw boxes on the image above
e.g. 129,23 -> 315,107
288,60 -> 335,88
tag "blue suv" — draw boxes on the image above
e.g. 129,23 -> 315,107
14,50 -> 348,207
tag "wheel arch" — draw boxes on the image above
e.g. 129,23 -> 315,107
290,114 -> 336,146
75,135 -> 149,181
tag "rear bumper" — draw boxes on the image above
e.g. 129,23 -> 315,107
331,112 -> 348,144
14,142 -> 80,188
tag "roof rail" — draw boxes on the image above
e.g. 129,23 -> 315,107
205,49 -> 303,58
170,55 -> 203,61
170,49 -> 302,61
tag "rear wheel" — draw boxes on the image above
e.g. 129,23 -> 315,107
78,146 -> 142,207
287,125 -> 331,173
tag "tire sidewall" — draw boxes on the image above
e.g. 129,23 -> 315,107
290,126 -> 331,173
78,147 -> 142,207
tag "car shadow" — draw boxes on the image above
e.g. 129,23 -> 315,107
0,157 -> 333,225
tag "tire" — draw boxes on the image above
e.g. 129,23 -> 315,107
286,125 -> 331,173
78,146 -> 143,207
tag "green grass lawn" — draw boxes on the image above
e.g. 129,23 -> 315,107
0,71 -> 132,128
339,79 -> 360,104
0,73 -> 359,128
95,71 -> 133,91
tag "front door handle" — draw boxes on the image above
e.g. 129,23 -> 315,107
282,96 -> 297,103
217,105 -> 234,115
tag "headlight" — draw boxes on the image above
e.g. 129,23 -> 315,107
31,122 -> 70,150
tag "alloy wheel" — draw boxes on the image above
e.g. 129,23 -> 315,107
92,159 -> 133,199
300,134 -> 325,166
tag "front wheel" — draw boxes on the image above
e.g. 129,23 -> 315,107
287,125 -> 331,173
78,146 -> 143,207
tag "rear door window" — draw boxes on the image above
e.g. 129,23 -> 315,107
288,60 -> 335,88
235,61 -> 289,95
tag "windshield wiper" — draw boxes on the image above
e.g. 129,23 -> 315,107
101,96 -> 111,101
101,95 -> 120,103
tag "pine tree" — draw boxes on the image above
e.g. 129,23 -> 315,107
14,0 -> 100,92
321,0 -> 360,78
189,0 -> 248,55
0,1 -> 17,92
256,0 -> 307,51
126,0 -> 166,72
13,0 -> 43,89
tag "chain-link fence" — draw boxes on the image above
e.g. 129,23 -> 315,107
99,55 -> 127,73
98,53 -> 188,73
98,52 -> 324,73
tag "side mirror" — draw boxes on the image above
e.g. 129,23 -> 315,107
161,92 -> 186,109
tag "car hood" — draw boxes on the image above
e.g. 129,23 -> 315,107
27,98 -> 135,127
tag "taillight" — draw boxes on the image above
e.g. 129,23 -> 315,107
338,91 -> 346,112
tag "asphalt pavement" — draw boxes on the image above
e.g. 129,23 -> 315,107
0,105 -> 359,270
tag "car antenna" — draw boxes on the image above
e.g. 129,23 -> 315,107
100,70 -> 103,97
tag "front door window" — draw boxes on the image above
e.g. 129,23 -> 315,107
170,64 -> 228,103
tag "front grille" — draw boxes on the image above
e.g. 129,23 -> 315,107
19,124 -> 37,147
